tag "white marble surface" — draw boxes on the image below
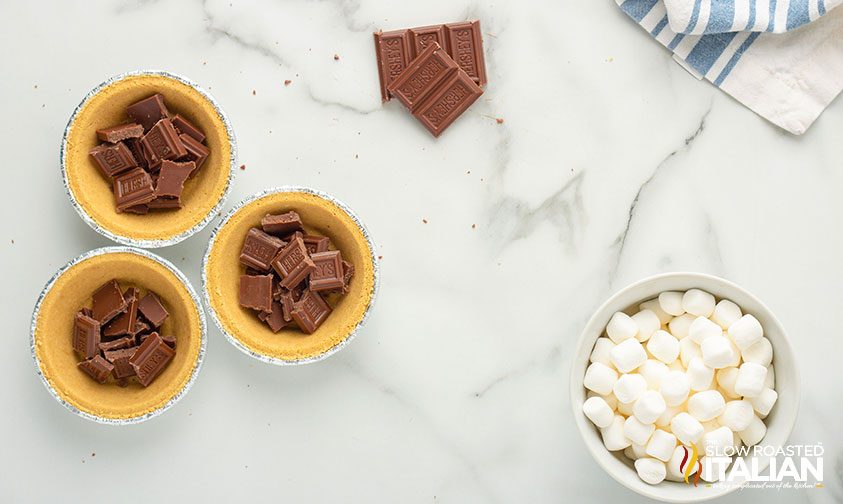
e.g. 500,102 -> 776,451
1,0 -> 841,502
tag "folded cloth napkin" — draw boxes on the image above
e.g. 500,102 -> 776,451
664,0 -> 842,34
617,0 -> 843,134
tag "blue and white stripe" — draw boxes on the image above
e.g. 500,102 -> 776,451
654,0 -> 840,34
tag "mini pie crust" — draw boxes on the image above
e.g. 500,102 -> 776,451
64,74 -> 231,242
34,252 -> 202,420
205,191 -> 376,362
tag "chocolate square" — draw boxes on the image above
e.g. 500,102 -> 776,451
239,274 -> 273,312
91,279 -> 127,324
261,211 -> 303,235
104,347 -> 138,380
302,235 -> 330,255
89,142 -> 138,178
140,118 -> 187,169
78,355 -> 115,383
309,250 -> 345,292
126,94 -> 170,131
96,123 -> 144,143
103,287 -> 139,338
171,114 -> 205,142
137,292 -> 168,328
240,228 -> 286,272
178,134 -> 209,174
113,168 -> 156,212
291,290 -> 332,334
271,236 -> 315,289
129,333 -> 175,386
73,311 -> 101,359
155,160 -> 194,199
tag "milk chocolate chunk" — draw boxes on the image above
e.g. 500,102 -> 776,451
291,290 -> 332,334
126,94 -> 170,131
239,274 -> 273,312
96,123 -> 144,143
388,42 -> 459,112
147,197 -> 182,210
98,336 -> 136,352
309,250 -> 345,292
129,332 -> 175,386
178,134 -> 209,174
73,312 -> 101,359
444,21 -> 487,86
89,142 -> 138,178
261,211 -> 303,235
271,236 -> 315,289
161,334 -> 177,349
155,160 -> 194,199
103,287 -> 139,338
124,137 -> 148,170
133,319 -> 150,336
410,24 -> 448,54
140,118 -> 187,169
138,292 -> 168,328
171,114 -> 205,142
78,355 -> 114,384
279,290 -> 295,322
374,29 -> 413,102
240,228 -> 286,272
302,235 -> 330,255
104,347 -> 137,380
413,70 -> 482,137
113,167 -> 156,212
260,301 -> 288,332
92,279 -> 127,324
339,260 -> 355,293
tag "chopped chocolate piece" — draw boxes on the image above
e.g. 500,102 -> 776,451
178,134 -> 209,174
129,333 -> 175,386
137,292 -> 168,328
444,21 -> 487,86
80,307 -> 93,318
78,355 -> 114,384
410,25 -> 447,54
147,196 -> 182,210
99,336 -> 136,352
113,168 -> 156,212
91,279 -> 127,324
89,142 -> 137,178
291,290 -> 332,334
309,250 -> 345,292
104,347 -> 137,380
279,290 -> 295,322
96,123 -> 144,143
271,236 -> 316,289
339,260 -> 354,293
73,312 -> 100,359
160,334 -> 177,349
140,118 -> 187,169
132,319 -> 150,336
413,70 -> 482,137
374,29 -> 413,102
155,160 -> 194,199
261,301 -> 288,332
126,94 -> 170,131
302,235 -> 330,255
124,137 -> 148,170
388,42 -> 459,112
240,228 -> 286,272
103,287 -> 139,338
171,114 -> 206,142
261,211 -> 303,235
125,204 -> 149,214
239,274 -> 273,312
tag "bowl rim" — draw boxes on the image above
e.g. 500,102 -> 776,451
202,186 -> 381,366
60,69 -> 237,249
30,246 -> 208,425
569,271 -> 800,502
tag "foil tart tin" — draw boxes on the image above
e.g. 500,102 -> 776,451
202,186 -> 380,365
31,246 -> 207,425
60,70 -> 237,248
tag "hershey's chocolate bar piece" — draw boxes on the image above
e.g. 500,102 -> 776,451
259,300 -> 288,332
91,279 -> 127,324
445,21 -> 487,86
78,355 -> 114,383
279,290 -> 295,322
113,167 -> 156,212
103,287 -> 139,338
133,319 -> 151,336
138,292 -> 168,328
161,334 -> 177,349
124,137 -> 148,170
388,42 -> 459,112
178,134 -> 209,174
261,211 -> 303,235
73,312 -> 101,359
171,114 -> 205,142
89,142 -> 137,178
414,70 -> 482,137
155,160 -> 194,199
240,228 -> 286,272
239,274 -> 273,312
80,307 -> 93,318
99,336 -> 136,352
271,236 -> 315,289
96,123 -> 144,143
374,29 -> 414,102
302,235 -> 330,255
410,25 -> 448,55
129,332 -> 175,386
140,118 -> 187,169
126,94 -> 170,131
309,250 -> 345,292
339,260 -> 354,293
104,347 -> 137,380
291,290 -> 332,334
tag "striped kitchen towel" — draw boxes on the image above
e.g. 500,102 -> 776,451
663,0 -> 842,34
617,0 -> 843,134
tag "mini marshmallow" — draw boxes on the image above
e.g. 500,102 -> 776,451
630,442 -> 649,459
624,416 -> 656,445
646,429 -> 677,462
632,309 -> 661,342
687,390 -> 726,421
638,359 -> 669,390
660,371 -> 690,407
668,313 -> 696,340
647,330 -> 680,364
679,337 -> 702,367
671,412 -> 704,445
728,314 -> 763,351
583,396 -> 615,429
635,457 -> 667,485
742,337 -> 773,366
718,400 -> 754,431
688,316 -> 722,344
601,414 -> 632,451
668,360 -> 685,372
687,357 -> 714,391
610,338 -> 648,373
613,373 -> 647,403
711,299 -> 742,329
587,390 -> 618,411
606,311 -> 638,343
738,414 -> 767,447
617,398 -> 634,416
656,403 -> 684,427
725,337 -> 742,368
682,289 -> 715,317
639,299 -> 672,325
584,362 -> 618,396
634,390 -> 667,425
702,426 -> 734,457
734,362 -> 768,398
658,291 -> 685,316
666,445 -> 698,481
715,367 -> 740,399
701,335 -> 736,369
749,388 -> 778,418
589,337 -> 615,367
765,365 -> 775,389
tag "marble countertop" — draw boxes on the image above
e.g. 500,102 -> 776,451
1,0 -> 840,502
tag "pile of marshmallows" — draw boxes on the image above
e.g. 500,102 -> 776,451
582,289 -> 778,485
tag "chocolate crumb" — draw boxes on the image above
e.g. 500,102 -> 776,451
496,118 -> 504,124
240,164 -> 246,170
472,224 -> 476,229
252,90 -> 256,95
422,219 -> 428,224
333,54 -> 340,60
284,80 -> 292,86
378,255 -> 383,260
91,452 -> 96,457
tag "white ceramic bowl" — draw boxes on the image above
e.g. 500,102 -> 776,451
570,272 -> 799,502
